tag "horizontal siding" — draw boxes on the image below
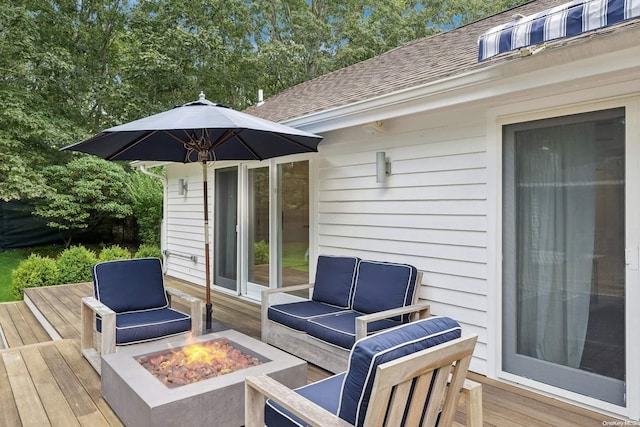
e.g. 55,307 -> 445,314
317,112 -> 489,372
165,164 -> 210,288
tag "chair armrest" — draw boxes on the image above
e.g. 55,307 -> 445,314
355,303 -> 431,340
80,296 -> 116,372
461,379 -> 483,427
262,283 -> 314,299
245,374 -> 352,427
166,287 -> 203,335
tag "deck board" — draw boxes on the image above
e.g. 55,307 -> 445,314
0,351 -> 21,426
16,279 -> 622,426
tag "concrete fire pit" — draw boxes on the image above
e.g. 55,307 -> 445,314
101,330 -> 307,427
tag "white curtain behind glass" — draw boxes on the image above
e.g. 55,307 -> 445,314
515,123 -> 595,368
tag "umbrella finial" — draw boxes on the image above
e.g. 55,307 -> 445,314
199,91 -> 206,101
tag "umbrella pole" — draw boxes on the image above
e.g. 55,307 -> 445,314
202,161 -> 213,331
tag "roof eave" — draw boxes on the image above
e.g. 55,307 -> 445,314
282,23 -> 640,134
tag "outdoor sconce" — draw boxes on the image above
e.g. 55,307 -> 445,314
376,152 -> 391,183
178,178 -> 188,196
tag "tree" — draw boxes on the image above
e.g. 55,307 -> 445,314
34,157 -> 133,246
128,170 -> 164,246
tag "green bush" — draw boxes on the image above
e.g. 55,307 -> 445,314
254,240 -> 269,265
12,254 -> 59,298
56,246 -> 97,284
128,171 -> 163,246
134,244 -> 162,260
98,245 -> 131,262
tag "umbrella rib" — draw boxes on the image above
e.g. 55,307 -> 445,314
104,130 -> 159,160
234,131 -> 264,160
271,132 -> 318,153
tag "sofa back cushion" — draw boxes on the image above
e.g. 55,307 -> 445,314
311,255 -> 360,308
350,260 -> 418,317
338,316 -> 462,426
93,258 -> 168,313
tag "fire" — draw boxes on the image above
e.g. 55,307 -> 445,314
137,339 -> 261,388
181,343 -> 227,365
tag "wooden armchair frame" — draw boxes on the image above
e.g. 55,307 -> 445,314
246,334 -> 482,427
80,287 -> 202,374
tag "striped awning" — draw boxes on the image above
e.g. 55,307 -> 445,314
478,0 -> 640,61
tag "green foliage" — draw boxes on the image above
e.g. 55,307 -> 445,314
56,246 -> 97,284
34,157 -> 133,246
12,254 -> 59,298
254,240 -> 269,265
128,171 -> 163,246
98,245 -> 131,262
0,250 -> 25,301
134,244 -> 163,260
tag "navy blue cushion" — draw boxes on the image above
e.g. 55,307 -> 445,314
97,307 -> 192,345
311,255 -> 359,308
268,301 -> 349,331
93,258 -> 168,312
350,260 -> 418,321
305,311 -> 401,349
338,316 -> 462,426
265,373 -> 345,427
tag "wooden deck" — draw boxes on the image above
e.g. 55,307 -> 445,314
0,278 -> 620,426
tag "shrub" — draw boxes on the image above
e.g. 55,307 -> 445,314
98,245 -> 131,262
12,255 -> 59,298
128,171 -> 163,246
56,246 -> 97,284
134,244 -> 162,260
254,240 -> 269,265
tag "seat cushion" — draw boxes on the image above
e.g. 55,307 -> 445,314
350,260 -> 418,321
97,307 -> 192,345
265,373 -> 345,427
268,301 -> 349,331
305,311 -> 401,350
93,258 -> 168,312
338,316 -> 461,426
311,255 -> 359,308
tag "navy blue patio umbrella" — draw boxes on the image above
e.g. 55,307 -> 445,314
62,92 -> 323,331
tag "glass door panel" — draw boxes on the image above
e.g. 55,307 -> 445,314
502,108 -> 626,406
248,167 -> 270,288
214,167 -> 238,291
278,161 -> 310,290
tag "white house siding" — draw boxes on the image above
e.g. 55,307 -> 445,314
164,162 -> 211,286
315,107 -> 489,373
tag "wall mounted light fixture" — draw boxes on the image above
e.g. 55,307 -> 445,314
376,152 -> 391,183
178,178 -> 188,195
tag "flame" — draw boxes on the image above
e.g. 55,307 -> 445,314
181,343 -> 227,365
137,338 -> 261,388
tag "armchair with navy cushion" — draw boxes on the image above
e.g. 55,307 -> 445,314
80,258 -> 202,373
246,316 -> 482,427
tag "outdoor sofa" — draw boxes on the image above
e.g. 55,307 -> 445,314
262,255 -> 430,373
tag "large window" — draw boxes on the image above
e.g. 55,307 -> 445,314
502,108 -> 626,405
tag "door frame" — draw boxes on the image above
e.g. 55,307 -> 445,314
487,95 -> 640,419
237,153 -> 316,300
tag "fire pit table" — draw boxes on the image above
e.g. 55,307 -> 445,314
101,330 -> 307,427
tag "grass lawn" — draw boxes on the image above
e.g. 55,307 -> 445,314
0,245 -> 67,302
282,241 -> 309,271
0,250 -> 25,302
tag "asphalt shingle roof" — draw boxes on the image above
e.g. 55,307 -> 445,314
245,0 -> 637,123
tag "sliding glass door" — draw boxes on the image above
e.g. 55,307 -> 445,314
502,108 -> 626,405
214,167 -> 238,291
